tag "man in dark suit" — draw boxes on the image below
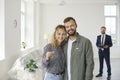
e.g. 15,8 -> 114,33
96,26 -> 113,80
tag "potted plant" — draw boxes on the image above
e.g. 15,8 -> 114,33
25,59 -> 38,72
22,42 -> 27,49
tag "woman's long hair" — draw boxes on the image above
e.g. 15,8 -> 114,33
51,25 -> 66,48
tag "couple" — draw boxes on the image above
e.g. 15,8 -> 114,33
42,17 -> 94,80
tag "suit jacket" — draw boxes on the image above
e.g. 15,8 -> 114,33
64,33 -> 94,80
96,34 -> 113,54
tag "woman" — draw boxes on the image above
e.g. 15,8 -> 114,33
42,25 -> 67,80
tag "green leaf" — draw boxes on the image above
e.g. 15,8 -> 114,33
25,59 -> 38,72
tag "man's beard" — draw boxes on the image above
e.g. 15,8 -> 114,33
68,29 -> 76,36
101,32 -> 105,34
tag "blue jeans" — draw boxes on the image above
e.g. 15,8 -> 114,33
44,72 -> 64,80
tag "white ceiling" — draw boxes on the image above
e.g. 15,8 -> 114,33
38,0 -> 119,4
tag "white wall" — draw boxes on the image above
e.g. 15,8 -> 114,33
0,0 -> 21,79
39,1 -> 120,58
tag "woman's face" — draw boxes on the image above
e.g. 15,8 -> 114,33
55,28 -> 66,44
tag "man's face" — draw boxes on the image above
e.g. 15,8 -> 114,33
101,28 -> 106,34
64,20 -> 77,36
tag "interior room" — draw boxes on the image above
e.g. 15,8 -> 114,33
0,0 -> 120,80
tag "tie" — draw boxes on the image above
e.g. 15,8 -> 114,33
101,35 -> 104,46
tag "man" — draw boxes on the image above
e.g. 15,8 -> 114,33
63,17 -> 94,80
96,26 -> 113,80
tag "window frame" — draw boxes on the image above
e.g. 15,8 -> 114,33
21,0 -> 35,51
104,4 -> 119,46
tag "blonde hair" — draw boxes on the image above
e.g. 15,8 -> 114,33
51,25 -> 66,48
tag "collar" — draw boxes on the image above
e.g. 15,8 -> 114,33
101,34 -> 106,36
66,32 -> 81,43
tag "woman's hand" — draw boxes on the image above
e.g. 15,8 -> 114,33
46,51 -> 54,61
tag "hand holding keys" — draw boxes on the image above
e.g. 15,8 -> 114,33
46,51 -> 54,61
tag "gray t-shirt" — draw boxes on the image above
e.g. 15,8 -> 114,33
42,43 -> 66,74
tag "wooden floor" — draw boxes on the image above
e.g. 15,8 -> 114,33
93,58 -> 120,80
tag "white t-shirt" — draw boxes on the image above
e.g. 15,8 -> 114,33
67,39 -> 76,80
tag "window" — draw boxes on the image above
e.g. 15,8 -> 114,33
21,0 -> 34,50
0,0 -> 5,60
21,0 -> 26,49
0,23 -> 5,60
104,5 -> 119,46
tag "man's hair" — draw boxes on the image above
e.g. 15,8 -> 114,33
101,26 -> 106,29
63,17 -> 77,26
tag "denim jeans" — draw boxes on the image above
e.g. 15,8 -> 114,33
44,72 -> 64,80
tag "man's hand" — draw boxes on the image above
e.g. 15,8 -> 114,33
98,47 -> 101,49
104,45 -> 109,48
46,51 -> 54,61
